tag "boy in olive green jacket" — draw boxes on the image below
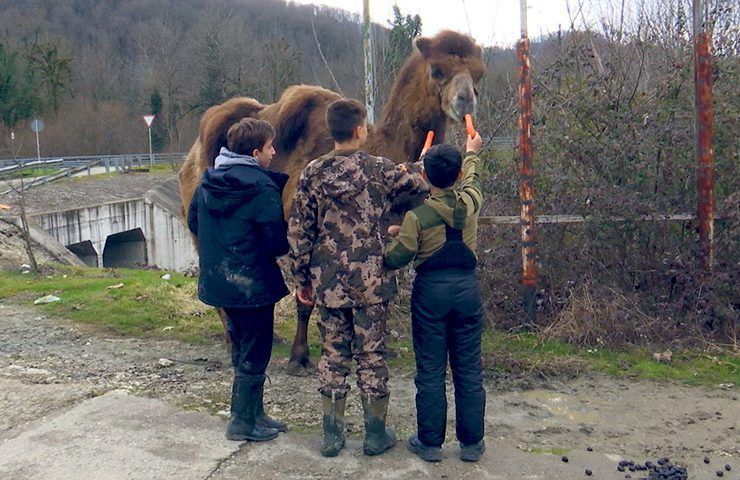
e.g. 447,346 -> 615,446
385,133 -> 486,463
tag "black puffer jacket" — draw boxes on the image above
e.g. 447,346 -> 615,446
188,162 -> 290,308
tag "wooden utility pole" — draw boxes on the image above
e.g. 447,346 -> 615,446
362,0 -> 375,123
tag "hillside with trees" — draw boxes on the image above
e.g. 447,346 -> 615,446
0,0 -> 391,155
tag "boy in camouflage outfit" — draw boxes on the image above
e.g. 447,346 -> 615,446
288,99 -> 426,457
385,135 -> 487,463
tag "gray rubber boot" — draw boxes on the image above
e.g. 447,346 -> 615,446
255,376 -> 288,432
226,377 -> 279,442
361,394 -> 397,456
320,393 -> 346,457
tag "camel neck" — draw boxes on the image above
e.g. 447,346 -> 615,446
365,55 -> 447,164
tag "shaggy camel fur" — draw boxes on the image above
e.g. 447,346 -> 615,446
178,30 -> 485,374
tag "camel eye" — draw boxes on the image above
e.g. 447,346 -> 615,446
431,66 -> 444,80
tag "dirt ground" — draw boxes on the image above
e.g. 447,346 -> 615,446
0,302 -> 737,479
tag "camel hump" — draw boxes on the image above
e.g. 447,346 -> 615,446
199,97 -> 265,168
273,85 -> 341,155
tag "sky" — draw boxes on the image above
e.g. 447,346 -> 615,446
289,0 -> 621,47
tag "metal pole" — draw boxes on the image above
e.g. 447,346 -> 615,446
518,0 -> 537,326
362,0 -> 375,124
693,0 -> 715,272
148,126 -> 154,166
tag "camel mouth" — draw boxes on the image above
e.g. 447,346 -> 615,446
446,104 -> 475,124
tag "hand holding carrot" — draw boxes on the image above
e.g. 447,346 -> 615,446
464,114 -> 482,153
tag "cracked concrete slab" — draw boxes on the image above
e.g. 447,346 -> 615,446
0,390 -> 240,480
0,377 -> 95,442
208,433 -> 625,480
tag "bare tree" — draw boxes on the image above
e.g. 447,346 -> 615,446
1,140 -> 39,274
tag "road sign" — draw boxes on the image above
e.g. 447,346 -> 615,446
142,115 -> 156,127
30,119 -> 45,133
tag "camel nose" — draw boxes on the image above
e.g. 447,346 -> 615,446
455,93 -> 476,116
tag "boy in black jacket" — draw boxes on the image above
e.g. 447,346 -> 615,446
188,118 -> 289,442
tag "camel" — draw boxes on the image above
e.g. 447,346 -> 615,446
178,30 -> 485,375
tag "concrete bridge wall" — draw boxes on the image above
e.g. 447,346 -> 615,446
31,195 -> 197,272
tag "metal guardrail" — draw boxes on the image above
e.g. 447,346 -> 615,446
0,158 -> 64,175
0,160 -> 104,195
0,153 -> 186,170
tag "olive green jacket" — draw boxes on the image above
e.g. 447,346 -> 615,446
384,153 -> 482,270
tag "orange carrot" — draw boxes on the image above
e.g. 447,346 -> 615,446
464,114 -> 476,137
422,130 -> 435,152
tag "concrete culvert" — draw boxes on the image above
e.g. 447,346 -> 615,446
66,240 -> 99,267
102,228 -> 147,268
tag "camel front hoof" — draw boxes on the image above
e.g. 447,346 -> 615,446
286,355 -> 315,377
286,360 -> 309,377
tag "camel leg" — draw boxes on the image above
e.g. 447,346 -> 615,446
216,307 -> 231,343
286,298 -> 315,376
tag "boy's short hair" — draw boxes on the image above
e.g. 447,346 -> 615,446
423,144 -> 462,188
227,118 -> 275,155
326,99 -> 367,142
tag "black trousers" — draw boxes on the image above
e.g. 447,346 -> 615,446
224,304 -> 275,379
411,268 -> 485,447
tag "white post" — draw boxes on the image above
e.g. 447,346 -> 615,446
35,130 -> 41,162
363,0 -> 375,124
520,0 -> 528,38
148,126 -> 154,166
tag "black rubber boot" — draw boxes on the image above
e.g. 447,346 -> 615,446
407,433 -> 443,462
361,394 -> 397,456
255,375 -> 288,432
320,393 -> 346,457
226,377 -> 279,442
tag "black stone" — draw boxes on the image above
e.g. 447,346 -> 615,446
585,469 -> 592,476
705,456 -> 711,464
561,456 -> 569,463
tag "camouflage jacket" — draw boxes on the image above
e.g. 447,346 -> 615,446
288,148 -> 426,308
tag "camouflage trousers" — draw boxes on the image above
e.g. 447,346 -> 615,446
317,302 -> 390,399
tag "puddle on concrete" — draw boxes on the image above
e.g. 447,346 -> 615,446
523,390 -> 598,424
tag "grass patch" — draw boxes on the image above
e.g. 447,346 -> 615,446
521,446 -> 569,456
481,330 -> 739,387
1,266 -> 736,387
0,266 -> 222,343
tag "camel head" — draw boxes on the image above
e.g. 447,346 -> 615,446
415,31 -> 485,124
